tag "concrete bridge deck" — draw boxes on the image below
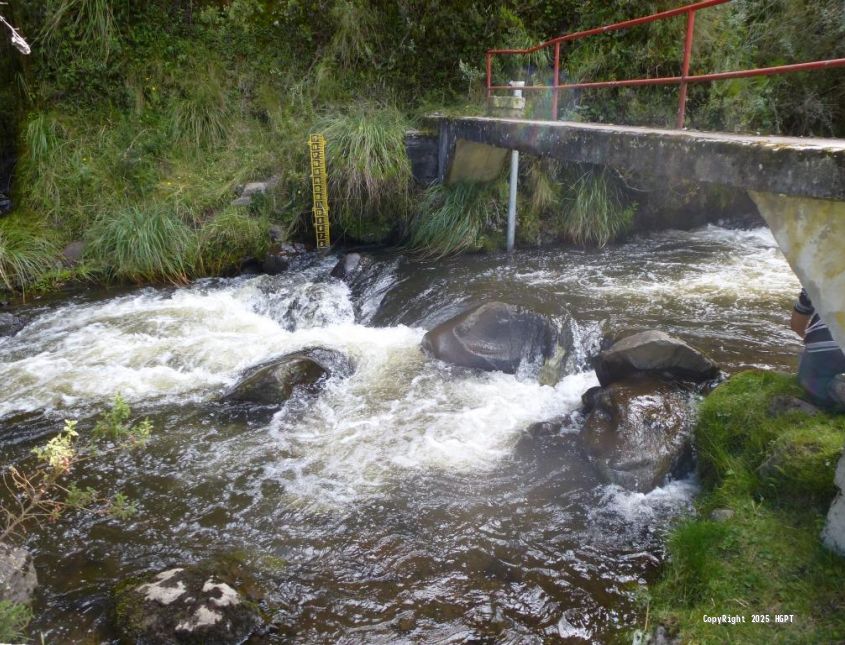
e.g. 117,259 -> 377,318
427,115 -> 845,352
434,116 -> 845,200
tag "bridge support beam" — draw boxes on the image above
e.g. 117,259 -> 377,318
750,192 -> 845,351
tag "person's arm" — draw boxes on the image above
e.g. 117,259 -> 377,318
791,310 -> 809,338
792,288 -> 813,339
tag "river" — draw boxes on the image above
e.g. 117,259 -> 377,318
0,224 -> 801,642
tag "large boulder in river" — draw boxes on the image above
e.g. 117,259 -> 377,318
223,347 -> 352,405
114,565 -> 261,644
580,377 -> 695,492
0,543 -> 38,605
421,302 -> 569,379
594,330 -> 719,387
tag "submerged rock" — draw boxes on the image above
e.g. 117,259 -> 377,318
223,347 -> 353,405
113,565 -> 261,644
0,543 -> 38,605
0,312 -> 24,337
580,377 -> 695,493
330,253 -> 362,280
421,302 -> 570,380
594,330 -> 719,387
262,242 -> 309,275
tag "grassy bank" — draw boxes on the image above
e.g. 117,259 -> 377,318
643,371 -> 845,643
0,1 -> 842,296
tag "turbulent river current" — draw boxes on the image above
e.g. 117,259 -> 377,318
0,224 -> 802,642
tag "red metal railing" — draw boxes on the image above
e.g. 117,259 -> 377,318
485,0 -> 845,128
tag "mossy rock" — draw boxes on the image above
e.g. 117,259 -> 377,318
757,427 -> 844,508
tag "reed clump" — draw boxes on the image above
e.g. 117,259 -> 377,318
85,206 -> 194,284
315,103 -> 412,242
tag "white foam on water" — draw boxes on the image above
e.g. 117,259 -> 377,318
267,360 -> 598,504
0,275 -> 354,418
600,476 -> 699,523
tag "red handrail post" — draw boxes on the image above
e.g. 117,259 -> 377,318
552,42 -> 561,120
676,9 -> 697,128
486,52 -> 493,99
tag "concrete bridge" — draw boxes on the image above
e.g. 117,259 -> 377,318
419,114 -> 845,351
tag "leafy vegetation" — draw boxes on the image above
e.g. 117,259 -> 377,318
643,371 -> 845,643
0,600 -> 32,643
0,0 -> 841,293
1,394 -> 153,545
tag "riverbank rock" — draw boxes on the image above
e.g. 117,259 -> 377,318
223,347 -> 353,405
0,544 -> 38,605
594,330 -> 719,387
0,312 -> 24,337
231,175 -> 281,207
580,377 -> 695,492
822,449 -> 845,556
113,565 -> 261,644
61,240 -> 85,267
421,302 -> 569,379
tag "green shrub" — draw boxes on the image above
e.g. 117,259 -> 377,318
196,207 -> 269,275
0,216 -> 58,292
85,206 -> 195,283
314,103 -> 411,243
560,167 -> 634,247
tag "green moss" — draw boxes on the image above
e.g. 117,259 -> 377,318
645,371 -> 845,644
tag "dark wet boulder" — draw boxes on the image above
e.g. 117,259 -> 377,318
223,347 -> 353,405
262,242 -> 309,275
0,312 -> 24,337
113,565 -> 261,644
594,330 -> 719,387
580,377 -> 695,493
421,302 -> 570,380
0,543 -> 38,605
330,252 -> 362,280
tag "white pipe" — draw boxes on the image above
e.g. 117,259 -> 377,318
507,149 -> 519,253
506,81 -> 525,253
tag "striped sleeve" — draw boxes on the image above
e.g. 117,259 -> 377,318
794,288 -> 814,315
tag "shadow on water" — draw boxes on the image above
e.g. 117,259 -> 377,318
0,224 -> 801,642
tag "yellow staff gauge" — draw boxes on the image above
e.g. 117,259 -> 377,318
308,134 -> 331,249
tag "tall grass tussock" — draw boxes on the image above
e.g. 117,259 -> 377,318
560,167 -> 634,247
0,217 -> 58,292
86,206 -> 194,284
195,207 -> 269,275
406,182 -> 504,258
315,103 -> 411,242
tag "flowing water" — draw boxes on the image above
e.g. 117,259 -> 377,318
0,224 -> 801,643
